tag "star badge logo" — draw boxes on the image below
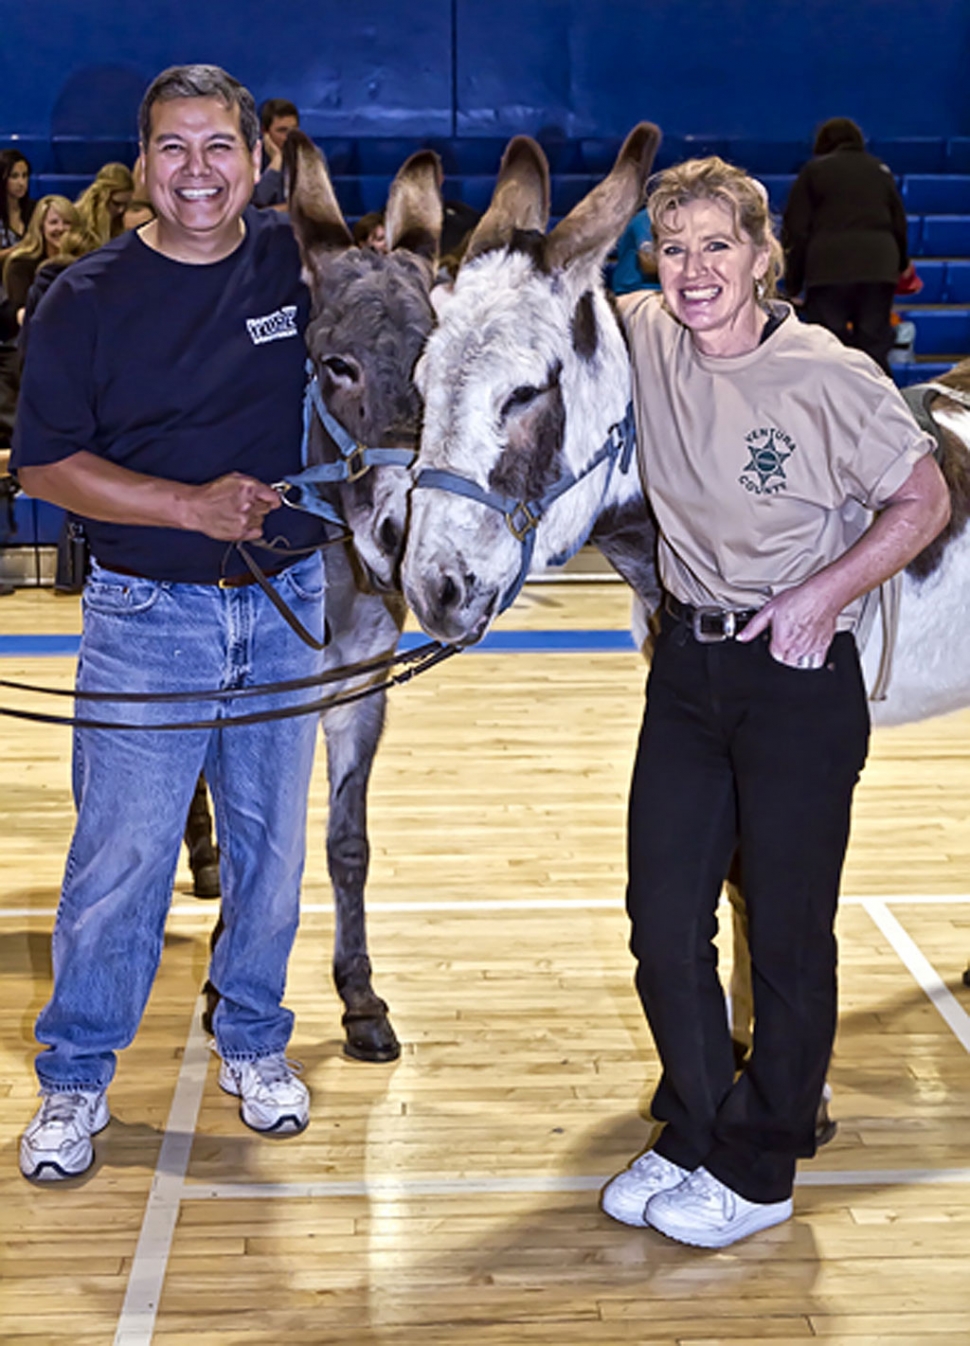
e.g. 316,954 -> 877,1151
739,427 -> 796,495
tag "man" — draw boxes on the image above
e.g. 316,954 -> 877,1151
252,97 -> 300,209
13,64 -> 326,1181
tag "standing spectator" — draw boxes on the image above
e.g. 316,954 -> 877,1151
13,62 -> 326,1182
1,150 -> 35,252
75,162 -> 135,244
782,117 -> 909,374
352,211 -> 387,253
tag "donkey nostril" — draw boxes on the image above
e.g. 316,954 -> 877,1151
439,574 -> 460,610
379,518 -> 401,556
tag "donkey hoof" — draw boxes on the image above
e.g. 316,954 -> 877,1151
192,862 -> 221,900
341,1007 -> 401,1063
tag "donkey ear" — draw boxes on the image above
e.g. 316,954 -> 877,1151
462,137 -> 550,264
385,149 -> 444,263
545,122 -> 661,274
284,129 -> 353,280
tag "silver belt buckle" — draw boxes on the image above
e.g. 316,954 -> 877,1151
692,606 -> 736,642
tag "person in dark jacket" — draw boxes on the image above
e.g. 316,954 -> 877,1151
782,117 -> 908,374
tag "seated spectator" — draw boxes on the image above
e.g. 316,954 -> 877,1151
610,206 -> 660,295
122,155 -> 154,231
2,195 -> 79,322
437,199 -> 482,282
252,98 -> 300,208
0,150 -> 35,253
75,163 -> 135,244
352,211 -> 388,253
19,225 -> 100,355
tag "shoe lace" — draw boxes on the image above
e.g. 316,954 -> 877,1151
253,1054 -> 303,1087
38,1092 -> 91,1125
683,1167 -> 731,1210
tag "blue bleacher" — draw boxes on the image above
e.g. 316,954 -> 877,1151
911,259 -> 946,302
944,261 -> 970,303
947,139 -> 970,173
902,175 -> 970,214
870,137 -> 948,174
759,175 -> 795,211
896,307 -> 970,356
919,215 -> 970,257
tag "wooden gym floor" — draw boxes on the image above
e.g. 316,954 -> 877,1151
0,580 -> 969,1345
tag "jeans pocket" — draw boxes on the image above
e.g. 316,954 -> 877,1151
83,571 -> 162,617
278,555 -> 325,604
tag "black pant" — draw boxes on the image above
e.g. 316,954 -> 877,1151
803,282 -> 897,375
626,614 -> 870,1202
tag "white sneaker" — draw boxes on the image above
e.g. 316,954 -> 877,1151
218,1054 -> 309,1134
20,1090 -> 110,1181
601,1150 -> 692,1227
646,1166 -> 792,1248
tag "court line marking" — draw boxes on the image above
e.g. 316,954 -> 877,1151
862,898 -> 970,1054
4,893 -> 970,921
112,997 -> 211,1346
175,1167 -> 970,1202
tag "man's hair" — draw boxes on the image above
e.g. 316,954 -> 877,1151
139,65 -> 260,151
259,98 -> 300,132
813,117 -> 865,156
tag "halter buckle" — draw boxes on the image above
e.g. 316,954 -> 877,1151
505,501 -> 540,542
345,446 -> 370,483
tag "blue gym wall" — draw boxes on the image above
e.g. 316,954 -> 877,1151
1,0 -> 969,143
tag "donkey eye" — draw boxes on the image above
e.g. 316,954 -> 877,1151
322,356 -> 359,383
501,384 -> 541,416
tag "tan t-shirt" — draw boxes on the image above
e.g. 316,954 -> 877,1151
617,294 -> 934,631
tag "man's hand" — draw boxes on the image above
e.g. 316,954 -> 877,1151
182,473 -> 281,541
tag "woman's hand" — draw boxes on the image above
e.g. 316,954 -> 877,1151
736,575 -> 840,669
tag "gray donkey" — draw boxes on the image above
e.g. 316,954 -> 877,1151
205,132 -> 443,1062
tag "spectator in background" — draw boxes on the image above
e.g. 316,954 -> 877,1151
1,151 -> 35,253
610,206 -> 660,296
352,211 -> 387,253
75,163 -> 135,244
252,98 -> 300,208
122,156 -> 155,232
2,195 -> 79,322
782,117 -> 908,375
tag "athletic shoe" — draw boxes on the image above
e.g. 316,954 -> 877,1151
19,1090 -> 110,1181
645,1166 -> 793,1248
601,1150 -> 692,1226
218,1054 -> 309,1134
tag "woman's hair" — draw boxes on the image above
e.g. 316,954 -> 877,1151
139,64 -> 260,152
0,148 -> 35,236
646,156 -> 784,298
3,195 -> 80,285
75,163 -> 135,243
813,117 -> 865,156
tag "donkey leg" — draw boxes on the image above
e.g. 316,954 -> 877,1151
184,771 -> 221,899
323,690 -> 400,1062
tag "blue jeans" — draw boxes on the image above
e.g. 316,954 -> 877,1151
35,553 -> 326,1093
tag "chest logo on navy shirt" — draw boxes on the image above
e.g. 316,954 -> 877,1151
246,305 -> 299,345
739,427 -> 797,495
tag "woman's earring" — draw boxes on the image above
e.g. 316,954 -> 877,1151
755,277 -> 766,302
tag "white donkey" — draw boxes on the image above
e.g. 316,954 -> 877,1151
402,132 -> 970,731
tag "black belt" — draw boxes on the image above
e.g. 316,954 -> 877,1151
105,562 -> 293,589
665,594 -> 760,643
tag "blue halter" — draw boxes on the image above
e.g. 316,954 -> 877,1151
413,402 -> 637,614
274,365 -> 418,527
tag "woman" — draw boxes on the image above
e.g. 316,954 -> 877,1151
782,118 -> 908,374
603,157 -> 949,1248
75,162 -> 134,244
2,195 -> 79,320
0,150 -> 34,252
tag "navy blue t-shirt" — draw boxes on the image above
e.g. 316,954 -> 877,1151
12,208 -> 324,582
